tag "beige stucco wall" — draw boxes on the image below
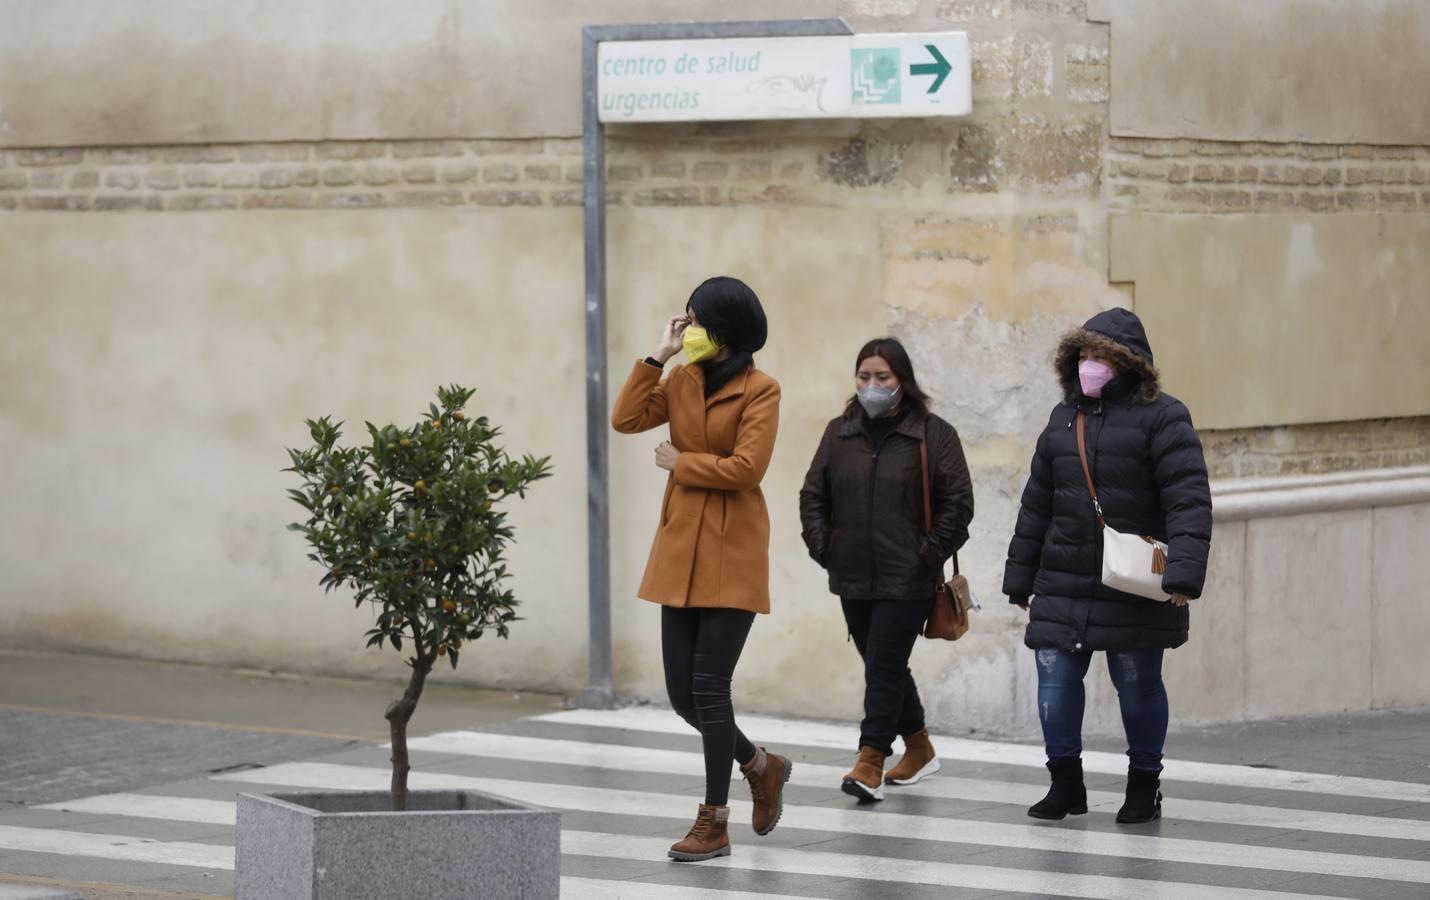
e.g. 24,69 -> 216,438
1111,213 -> 1430,430
0,0 -> 983,147
1091,0 -> 1430,144
2,0 -> 1428,736
0,210 -> 594,686
0,202 -> 1126,737
0,207 -> 930,723
0,0 -> 857,146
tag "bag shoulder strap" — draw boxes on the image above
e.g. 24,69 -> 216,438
1074,411 -> 1106,528
920,437 -> 961,576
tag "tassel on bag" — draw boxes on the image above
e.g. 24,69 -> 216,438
1141,535 -> 1168,575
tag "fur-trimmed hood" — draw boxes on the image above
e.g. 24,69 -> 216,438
1056,308 -> 1161,405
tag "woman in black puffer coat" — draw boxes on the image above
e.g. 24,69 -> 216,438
801,338 -> 974,803
1004,308 -> 1211,825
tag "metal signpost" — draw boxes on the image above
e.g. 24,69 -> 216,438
577,19 -> 971,708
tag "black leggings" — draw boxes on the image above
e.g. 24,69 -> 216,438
662,606 -> 758,806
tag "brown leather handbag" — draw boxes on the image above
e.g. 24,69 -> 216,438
920,440 -> 976,641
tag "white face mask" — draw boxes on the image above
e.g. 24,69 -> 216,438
857,384 -> 901,418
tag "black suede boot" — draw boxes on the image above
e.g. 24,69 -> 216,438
1116,767 -> 1163,824
1027,757 -> 1088,820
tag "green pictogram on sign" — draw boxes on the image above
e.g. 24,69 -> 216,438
851,48 -> 901,105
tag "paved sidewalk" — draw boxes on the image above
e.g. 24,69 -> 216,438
0,650 -> 563,899
0,650 -> 1427,899
0,649 -> 563,741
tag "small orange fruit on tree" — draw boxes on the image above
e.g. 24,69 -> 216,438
285,385 -> 551,811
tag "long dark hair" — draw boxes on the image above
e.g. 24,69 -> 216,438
686,276 -> 768,397
844,337 -> 932,419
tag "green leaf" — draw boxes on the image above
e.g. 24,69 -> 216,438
287,384 -> 549,674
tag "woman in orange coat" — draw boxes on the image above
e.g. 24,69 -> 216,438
612,276 -> 791,863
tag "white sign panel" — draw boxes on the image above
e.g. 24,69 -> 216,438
597,33 -> 972,123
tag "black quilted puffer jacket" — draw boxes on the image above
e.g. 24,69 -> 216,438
1003,308 -> 1213,652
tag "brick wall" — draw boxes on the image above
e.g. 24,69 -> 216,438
0,125 -> 1110,214
1106,138 -> 1430,212
1203,418 -> 1430,480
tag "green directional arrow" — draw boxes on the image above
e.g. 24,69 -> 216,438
910,44 -> 951,94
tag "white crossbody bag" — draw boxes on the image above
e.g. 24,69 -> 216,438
1076,412 -> 1171,602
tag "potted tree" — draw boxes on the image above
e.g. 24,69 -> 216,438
235,386 -> 557,900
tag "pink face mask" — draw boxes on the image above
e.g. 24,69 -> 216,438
1078,359 -> 1116,398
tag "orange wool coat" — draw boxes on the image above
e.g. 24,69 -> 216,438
611,359 -> 781,614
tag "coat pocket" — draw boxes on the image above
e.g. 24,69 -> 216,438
668,483 -> 704,519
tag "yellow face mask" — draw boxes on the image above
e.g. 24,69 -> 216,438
683,325 -> 721,363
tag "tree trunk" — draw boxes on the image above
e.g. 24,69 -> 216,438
385,652 -> 434,812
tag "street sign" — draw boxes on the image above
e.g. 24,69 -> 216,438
597,32 -> 971,123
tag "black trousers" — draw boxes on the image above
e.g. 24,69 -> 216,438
841,597 -> 932,756
662,606 -> 758,806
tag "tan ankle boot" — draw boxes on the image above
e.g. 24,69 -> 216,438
840,746 -> 887,802
886,727 -> 940,786
668,804 -> 731,861
740,747 -> 792,836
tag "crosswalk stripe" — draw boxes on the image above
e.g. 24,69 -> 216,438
536,707 -> 1430,804
5,804 -> 1358,900
41,794 -> 236,825
0,826 -> 824,899
212,762 -> 1430,884
406,729 -> 1430,842
560,878 -> 827,899
0,824 -> 230,869
559,831 -> 1353,900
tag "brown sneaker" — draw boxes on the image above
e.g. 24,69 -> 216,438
886,727 -> 940,786
667,804 -> 731,862
840,746 -> 887,802
741,747 -> 792,836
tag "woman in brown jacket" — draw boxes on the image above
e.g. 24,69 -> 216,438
799,338 -> 974,801
611,276 -> 791,863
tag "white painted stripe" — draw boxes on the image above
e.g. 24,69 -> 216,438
0,824 -> 231,869
405,730 -> 1430,843
11,798 -> 1355,900
40,794 -> 236,826
536,707 -> 1430,803
215,762 -> 1430,884
0,825 -> 820,900
560,831 -> 1352,900
562,878 -> 827,899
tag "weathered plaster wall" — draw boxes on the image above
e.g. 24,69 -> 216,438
0,210 -> 593,688
1111,213 -> 1430,430
1090,0 -> 1430,144
2,0 -> 1427,736
0,0 -> 846,146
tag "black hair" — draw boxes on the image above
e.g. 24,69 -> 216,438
686,276 -> 768,397
844,337 -> 932,419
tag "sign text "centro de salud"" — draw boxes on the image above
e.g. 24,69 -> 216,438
597,33 -> 972,123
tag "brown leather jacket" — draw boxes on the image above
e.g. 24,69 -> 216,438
799,410 -> 974,601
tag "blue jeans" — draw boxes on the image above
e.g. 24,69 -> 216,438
1035,647 -> 1169,772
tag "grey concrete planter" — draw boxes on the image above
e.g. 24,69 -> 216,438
235,790 -> 560,900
